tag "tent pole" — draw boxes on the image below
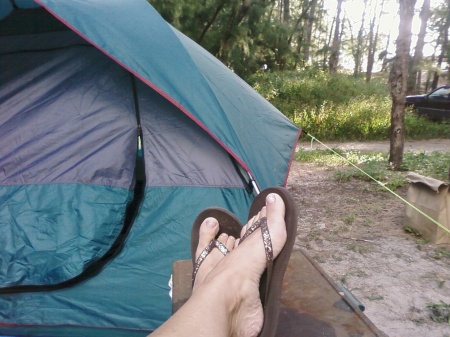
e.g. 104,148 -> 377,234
248,172 -> 260,195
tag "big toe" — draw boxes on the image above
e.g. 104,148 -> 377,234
196,217 -> 219,258
265,193 -> 287,258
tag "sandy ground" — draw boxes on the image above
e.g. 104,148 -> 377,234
287,139 -> 450,337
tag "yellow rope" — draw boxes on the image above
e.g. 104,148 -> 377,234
304,133 -> 450,235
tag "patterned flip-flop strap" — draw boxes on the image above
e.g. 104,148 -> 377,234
192,239 -> 230,286
240,217 -> 273,263
239,217 -> 274,306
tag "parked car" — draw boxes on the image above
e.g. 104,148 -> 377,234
405,85 -> 450,121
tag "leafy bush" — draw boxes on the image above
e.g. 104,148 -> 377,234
295,98 -> 392,140
404,108 -> 450,139
249,70 -> 450,141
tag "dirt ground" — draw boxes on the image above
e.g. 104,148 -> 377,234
287,139 -> 450,337
297,138 -> 450,154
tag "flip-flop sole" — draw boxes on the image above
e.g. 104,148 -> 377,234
190,207 -> 243,267
248,186 -> 298,337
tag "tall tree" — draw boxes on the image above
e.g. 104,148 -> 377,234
366,0 -> 385,82
329,0 -> 344,73
424,44 -> 439,91
310,0 -> 332,69
351,0 -> 367,77
197,0 -> 229,44
407,0 -> 431,93
150,0 -> 450,83
283,0 -> 290,22
302,0 -> 318,63
288,1 -> 312,67
388,0 -> 416,170
430,1 -> 450,89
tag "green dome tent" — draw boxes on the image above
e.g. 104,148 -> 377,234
0,0 -> 300,336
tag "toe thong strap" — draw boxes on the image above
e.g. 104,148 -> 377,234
192,239 -> 229,285
240,217 -> 273,264
239,217 -> 274,306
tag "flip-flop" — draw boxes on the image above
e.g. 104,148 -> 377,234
190,207 -> 243,286
242,186 -> 298,337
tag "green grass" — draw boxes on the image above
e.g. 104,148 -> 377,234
427,301 -> 450,324
295,149 -> 450,189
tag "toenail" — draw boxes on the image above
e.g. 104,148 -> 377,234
266,193 -> 276,204
205,218 -> 218,228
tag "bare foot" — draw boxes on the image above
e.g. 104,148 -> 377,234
200,193 -> 287,337
150,193 -> 287,337
193,217 -> 236,291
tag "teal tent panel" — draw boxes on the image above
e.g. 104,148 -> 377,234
0,325 -> 147,337
0,186 -> 252,335
171,28 -> 300,187
36,0 -> 300,190
0,184 -> 131,287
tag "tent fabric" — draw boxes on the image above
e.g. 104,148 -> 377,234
1,187 -> 252,336
0,1 -> 300,336
0,32 -> 137,287
0,184 -> 131,287
0,29 -> 250,333
137,79 -> 246,188
36,0 -> 300,191
0,32 -> 136,188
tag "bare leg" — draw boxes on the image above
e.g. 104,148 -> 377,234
150,193 -> 286,337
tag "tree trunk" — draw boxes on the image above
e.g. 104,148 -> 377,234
283,0 -> 290,22
217,0 -> 257,62
353,1 -> 366,77
303,0 -> 317,63
329,0 -> 343,73
388,0 -> 416,170
425,51 -> 436,91
366,0 -> 385,82
198,0 -> 228,43
431,4 -> 450,89
321,17 -> 335,70
407,0 -> 430,94
365,16 -> 376,82
446,0 -> 450,83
